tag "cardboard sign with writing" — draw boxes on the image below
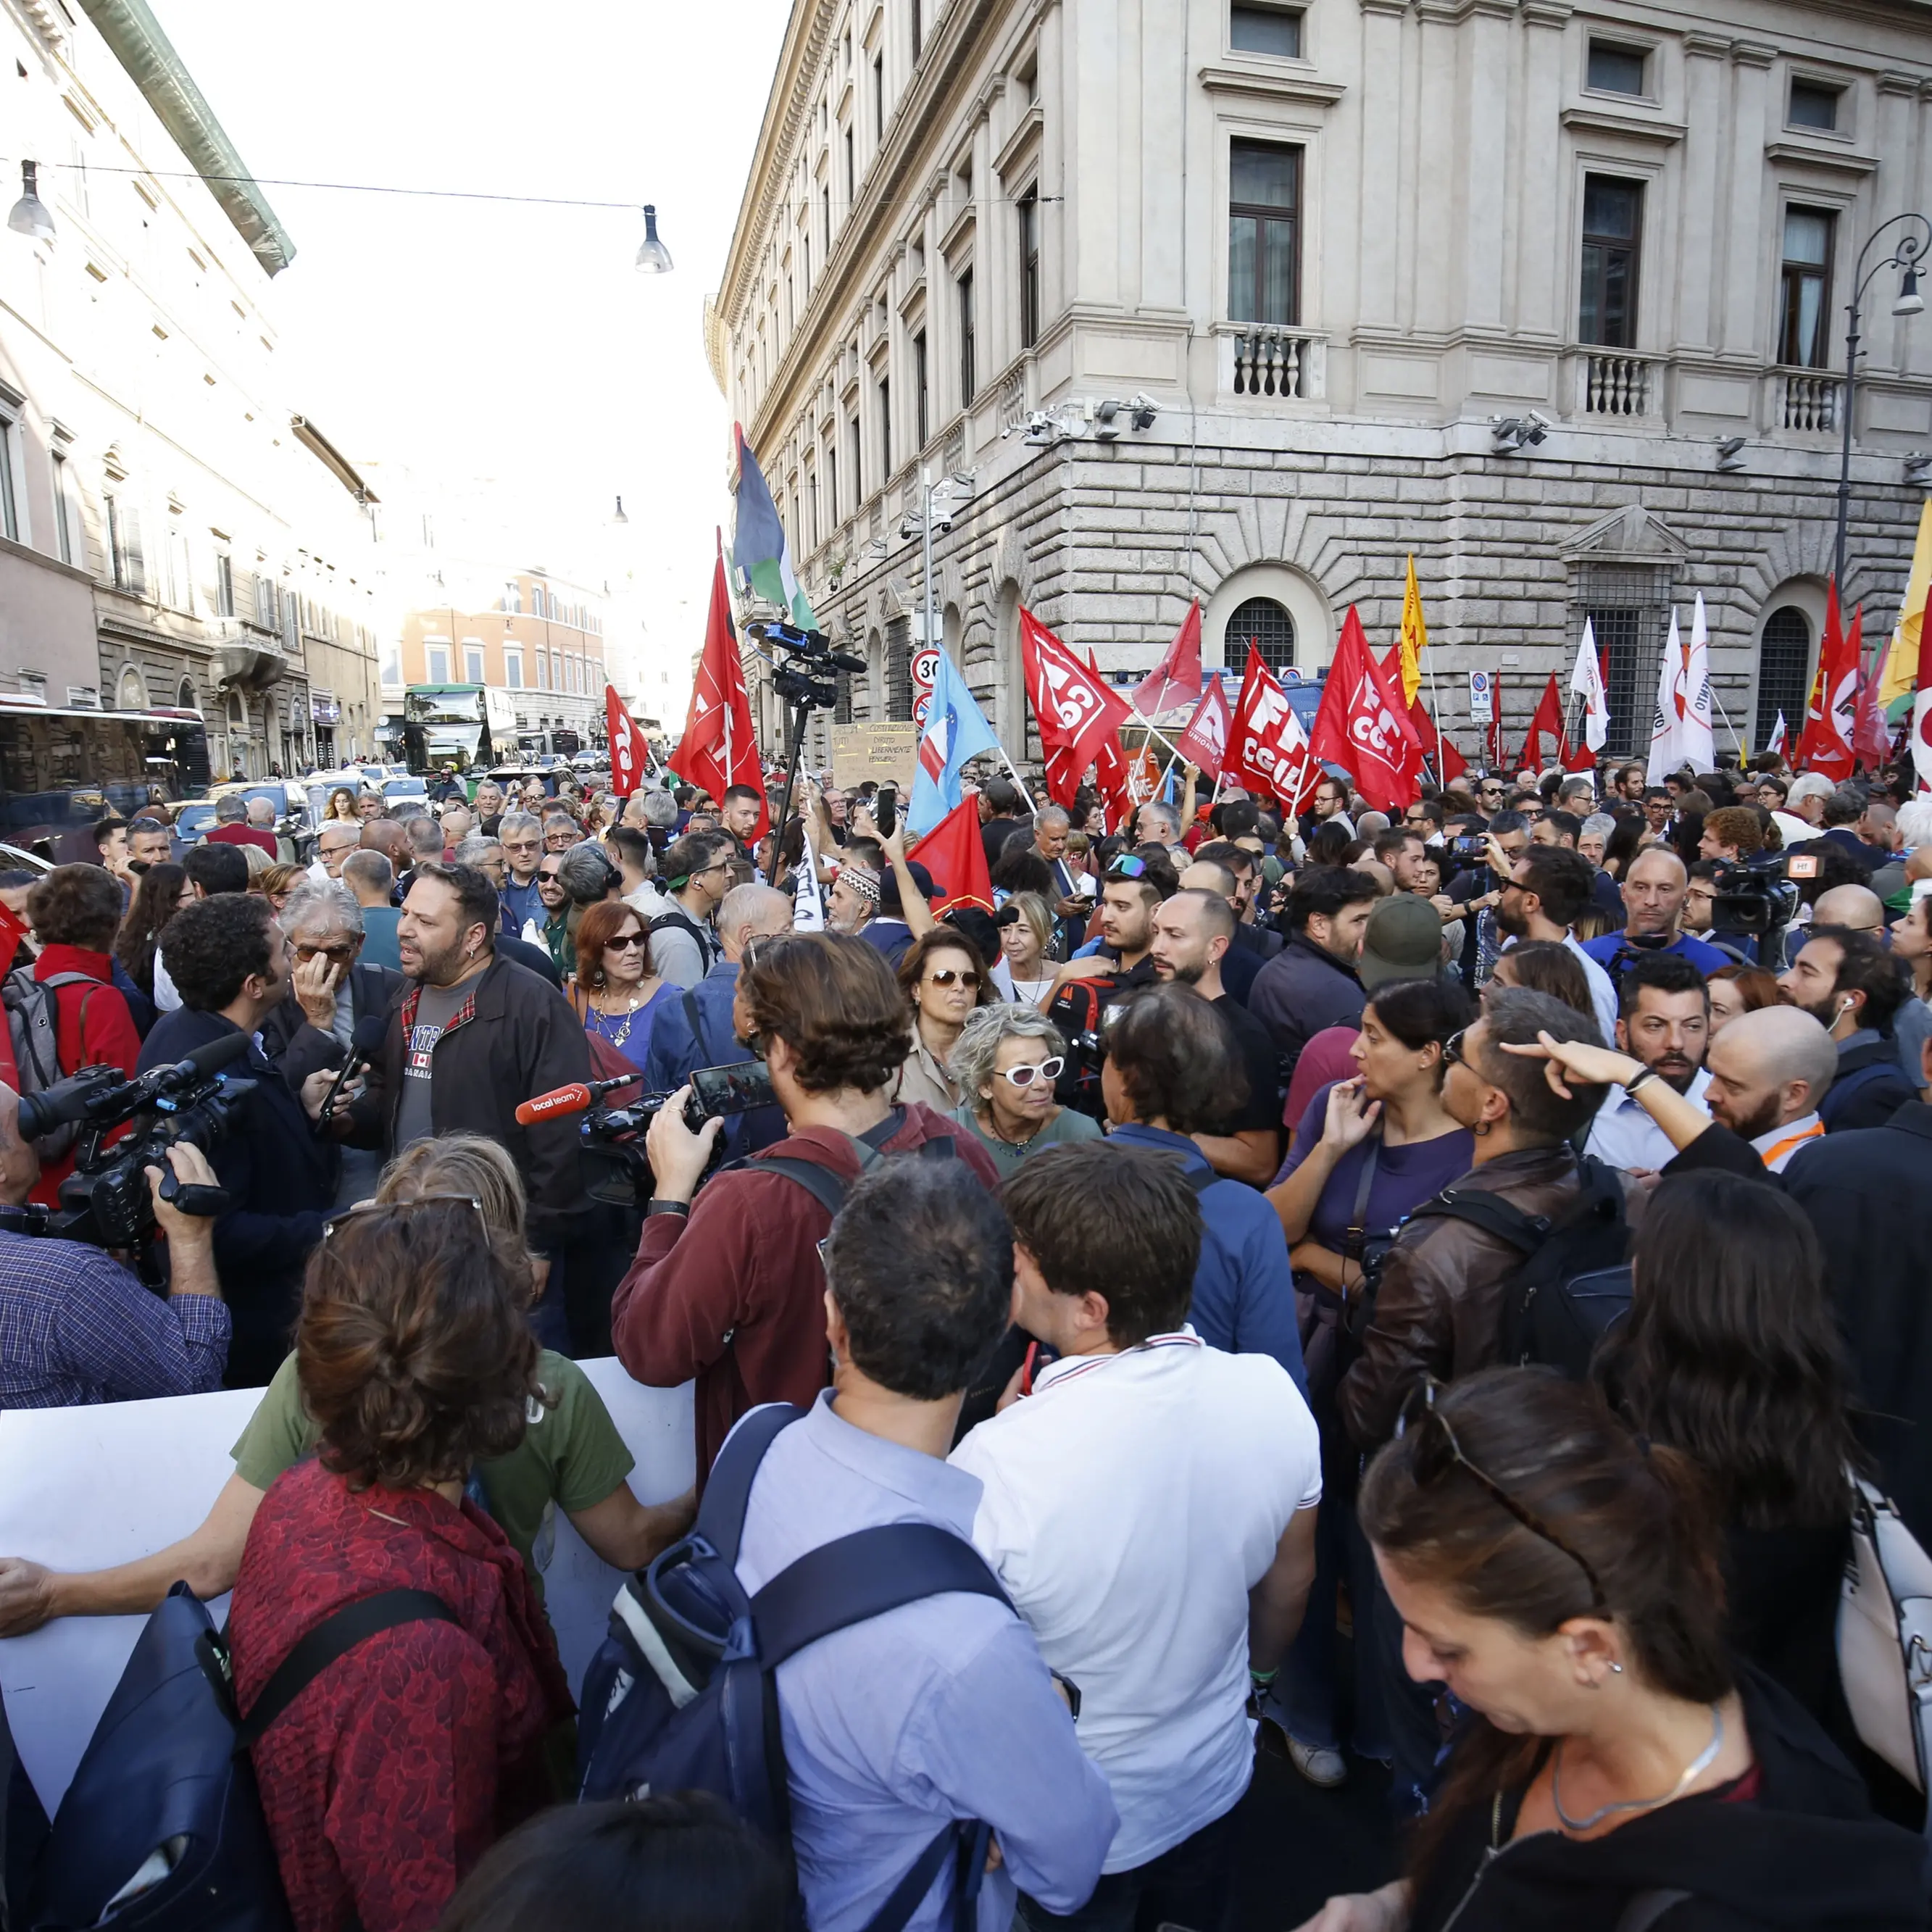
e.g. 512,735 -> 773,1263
831,723 -> 917,788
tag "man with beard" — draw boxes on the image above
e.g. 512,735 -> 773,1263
1044,859 -> 1170,1117
1583,952 -> 1712,1171
1495,844 -> 1617,1046
1249,867 -> 1378,1076
1778,925 -> 1918,1131
1702,1004 -> 1839,1170
1148,888 -> 1281,1183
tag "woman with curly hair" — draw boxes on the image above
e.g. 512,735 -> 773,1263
322,785 -> 359,824
227,1188 -> 575,1932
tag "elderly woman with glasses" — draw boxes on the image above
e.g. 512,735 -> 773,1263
571,898 -> 673,1074
891,927 -> 996,1113
1291,1368 -> 1924,1932
946,1002 -> 1102,1173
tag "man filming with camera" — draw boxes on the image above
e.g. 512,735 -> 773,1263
610,931 -> 997,1484
0,1079 -> 231,1407
140,896 -> 342,1387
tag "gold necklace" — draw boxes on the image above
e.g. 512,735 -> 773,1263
594,984 -> 646,1048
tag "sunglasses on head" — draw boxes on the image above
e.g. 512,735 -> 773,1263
996,1056 -> 1065,1088
1408,1379 -> 1607,1610
1107,855 -> 1149,880
322,1192 -> 486,1242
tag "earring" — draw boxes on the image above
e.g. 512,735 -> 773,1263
1609,1662 -> 1624,1675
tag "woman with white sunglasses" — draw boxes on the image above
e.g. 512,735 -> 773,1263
947,1002 -> 1102,1174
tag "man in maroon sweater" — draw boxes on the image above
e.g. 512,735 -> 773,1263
611,931 -> 997,1482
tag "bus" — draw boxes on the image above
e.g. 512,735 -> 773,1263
393,683 -> 520,772
0,701 -> 211,859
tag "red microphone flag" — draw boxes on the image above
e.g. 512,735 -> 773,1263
668,543 -> 769,835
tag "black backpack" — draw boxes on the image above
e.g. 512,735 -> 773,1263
1404,1158 -> 1633,1381
648,907 -> 720,973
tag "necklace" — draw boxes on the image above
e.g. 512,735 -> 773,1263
593,985 -> 647,1049
986,1106 -> 1048,1148
1551,1702 -> 1724,1833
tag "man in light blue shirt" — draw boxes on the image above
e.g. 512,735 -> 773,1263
731,1157 -> 1117,1932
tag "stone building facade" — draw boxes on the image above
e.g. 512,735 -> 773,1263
0,0 -> 386,776
714,0 -> 1932,767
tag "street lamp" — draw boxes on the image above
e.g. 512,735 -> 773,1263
1833,211 -> 1932,593
634,204 -> 673,275
7,161 -> 54,244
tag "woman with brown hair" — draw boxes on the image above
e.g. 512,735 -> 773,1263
258,860 -> 305,915
1707,962 -> 1782,1037
892,925 -> 995,1115
227,1191 -> 576,1932
571,896 -> 675,1074
1293,1369 -> 1924,1932
113,859 -> 191,1001
323,785 -> 359,824
1483,938 -> 1595,1023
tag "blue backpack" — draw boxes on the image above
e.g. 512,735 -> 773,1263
576,1404 -> 1008,1932
23,1581 -> 454,1932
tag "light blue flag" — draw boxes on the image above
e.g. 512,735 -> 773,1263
908,650 -> 1001,835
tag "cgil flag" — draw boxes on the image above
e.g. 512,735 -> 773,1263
1396,555 -> 1428,706
730,426 -> 817,628
1678,593 -> 1717,774
1225,646 -> 1317,812
1796,581 -> 1858,781
908,649 -> 1000,836
1310,609 -> 1421,812
1646,608 -> 1684,783
604,683 -> 654,797
1569,617 -> 1610,754
1911,585 -> 1932,792
1765,710 -> 1789,762
1132,601 -> 1205,719
668,542 -> 769,833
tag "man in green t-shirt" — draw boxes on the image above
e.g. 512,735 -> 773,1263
0,1351 -> 693,1632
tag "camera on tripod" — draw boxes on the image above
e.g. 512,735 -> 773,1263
577,1059 -> 778,1204
15,1034 -> 249,1270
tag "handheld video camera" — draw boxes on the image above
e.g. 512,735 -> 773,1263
14,1035 -> 248,1277
1709,854 -> 1807,938
573,1059 -> 778,1205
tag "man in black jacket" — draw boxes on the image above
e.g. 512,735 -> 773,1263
139,895 -> 340,1386
1246,866 -> 1377,1075
1778,925 -> 1918,1131
343,861 -> 591,1275
1783,1042 -> 1932,1549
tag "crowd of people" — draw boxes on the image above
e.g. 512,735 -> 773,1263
1,745 -> 1931,1932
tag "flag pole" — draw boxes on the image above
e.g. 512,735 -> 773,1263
997,746 -> 1040,817
1709,684 -> 1746,758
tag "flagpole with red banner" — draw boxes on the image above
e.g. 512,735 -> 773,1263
668,536 -> 770,834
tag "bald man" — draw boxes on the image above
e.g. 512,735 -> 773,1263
1702,1004 -> 1839,1170
1581,846 -> 1730,978
1810,884 -> 1884,936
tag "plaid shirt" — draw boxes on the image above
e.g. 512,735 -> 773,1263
0,1232 -> 231,1409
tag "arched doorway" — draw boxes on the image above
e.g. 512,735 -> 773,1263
177,677 -> 198,710
117,665 -> 147,711
1225,596 -> 1296,678
1756,606 -> 1812,746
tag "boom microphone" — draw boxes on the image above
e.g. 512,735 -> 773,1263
515,1073 -> 638,1128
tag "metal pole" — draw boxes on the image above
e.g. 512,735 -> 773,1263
1836,297 -> 1860,596
921,465 -> 936,706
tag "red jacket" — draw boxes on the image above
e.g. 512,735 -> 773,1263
611,1102 -> 999,1481
230,1460 -> 572,1932
27,944 -> 141,1209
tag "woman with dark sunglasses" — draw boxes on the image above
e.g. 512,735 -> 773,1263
946,1001 -> 1102,1173
891,928 -> 995,1114
1294,1369 -> 1925,1932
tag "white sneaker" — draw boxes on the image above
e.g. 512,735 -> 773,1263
1287,1737 -> 1348,1789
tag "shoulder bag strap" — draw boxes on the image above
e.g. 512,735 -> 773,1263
1612,1890 -> 1694,1932
692,1402 -> 805,1564
749,1521 -> 1009,1668
862,1822 -> 977,1932
233,1588 -> 459,1752
1338,1133 -> 1385,1263
1413,1186 -> 1551,1254
748,1155 -> 851,1220
681,986 -> 707,1061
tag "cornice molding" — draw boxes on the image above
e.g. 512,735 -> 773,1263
1196,64 -> 1347,105
1560,107 -> 1686,144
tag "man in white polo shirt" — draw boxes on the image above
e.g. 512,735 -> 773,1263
950,1142 -> 1320,1932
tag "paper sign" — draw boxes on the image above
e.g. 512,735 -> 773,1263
830,723 -> 917,789
0,1365 -> 694,1813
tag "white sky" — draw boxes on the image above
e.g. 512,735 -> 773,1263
153,0 -> 794,705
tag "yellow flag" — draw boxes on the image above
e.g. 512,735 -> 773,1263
1878,496 -> 1932,709
1398,554 -> 1426,707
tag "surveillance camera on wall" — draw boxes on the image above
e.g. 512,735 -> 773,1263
1130,393 -> 1159,430
1489,413 -> 1548,454
1715,436 -> 1748,473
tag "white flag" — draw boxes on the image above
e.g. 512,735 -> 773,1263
1646,607 -> 1682,784
1568,617 -> 1610,753
791,811 -> 825,931
1680,593 -> 1717,774
1767,709 -> 1789,760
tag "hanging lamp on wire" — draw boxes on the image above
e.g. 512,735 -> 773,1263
7,162 -> 55,243
634,204 -> 673,275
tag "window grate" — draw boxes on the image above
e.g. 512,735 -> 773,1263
1756,607 -> 1812,745
1575,560 -> 1672,759
1226,596 -> 1296,677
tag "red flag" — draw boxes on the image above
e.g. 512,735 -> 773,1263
1912,586 -> 1932,794
1376,645 -> 1427,799
668,544 -> 769,834
1796,580 -> 1857,780
1131,601 -> 1204,718
1019,608 -> 1134,807
1092,732 -> 1134,831
1309,609 -> 1422,812
1175,678 -> 1232,782
0,899 -> 20,1088
1225,646 -> 1318,813
910,795 -> 994,915
1516,675 -> 1570,773
1852,609 -> 1892,770
1488,673 -> 1506,769
1408,694 -> 1467,782
604,683 -> 653,798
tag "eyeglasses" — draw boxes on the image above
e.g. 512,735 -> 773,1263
1410,1381 -> 1607,1610
1107,855 -> 1149,880
607,932 -> 649,951
538,868 -> 563,883
1441,1026 -> 1470,1070
996,1056 -> 1065,1088
927,967 -> 980,989
321,1193 -> 486,1241
293,941 -> 358,963
741,932 -> 796,969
